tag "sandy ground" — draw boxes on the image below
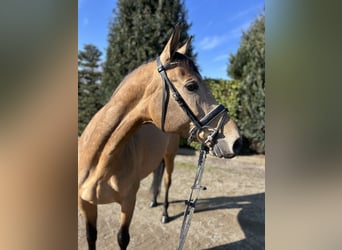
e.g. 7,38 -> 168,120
78,149 -> 265,250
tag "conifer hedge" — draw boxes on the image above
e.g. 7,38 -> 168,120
228,13 -> 265,153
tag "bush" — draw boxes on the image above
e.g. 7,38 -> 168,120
205,78 -> 240,122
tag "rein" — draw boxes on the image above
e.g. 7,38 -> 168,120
177,144 -> 208,250
156,57 -> 228,249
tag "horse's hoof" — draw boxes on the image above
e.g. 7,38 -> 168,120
161,215 -> 169,224
150,201 -> 157,208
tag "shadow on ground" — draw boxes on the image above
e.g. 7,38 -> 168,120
159,193 -> 265,250
177,147 -> 197,156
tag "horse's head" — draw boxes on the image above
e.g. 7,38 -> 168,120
149,24 -> 241,158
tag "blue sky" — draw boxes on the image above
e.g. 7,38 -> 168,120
78,0 -> 264,79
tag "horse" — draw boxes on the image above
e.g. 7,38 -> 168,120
78,24 -> 241,250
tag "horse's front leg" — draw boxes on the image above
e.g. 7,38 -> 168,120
79,197 -> 98,250
117,194 -> 137,250
162,155 -> 175,223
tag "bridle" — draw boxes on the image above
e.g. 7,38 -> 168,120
157,56 -> 230,249
156,56 -> 228,147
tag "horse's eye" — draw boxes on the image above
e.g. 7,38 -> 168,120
185,82 -> 199,92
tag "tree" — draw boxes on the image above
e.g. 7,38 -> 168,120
102,0 -> 195,103
78,44 -> 103,135
228,13 -> 265,153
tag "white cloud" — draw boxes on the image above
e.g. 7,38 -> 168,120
213,54 -> 228,62
230,20 -> 252,39
199,35 -> 227,50
228,4 -> 263,22
228,6 -> 254,22
227,3 -> 263,39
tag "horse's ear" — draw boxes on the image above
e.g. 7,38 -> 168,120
177,36 -> 192,55
160,23 -> 181,64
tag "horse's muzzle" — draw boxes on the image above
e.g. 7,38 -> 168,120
211,137 -> 242,158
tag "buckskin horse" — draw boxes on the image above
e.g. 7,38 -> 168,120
78,24 -> 241,250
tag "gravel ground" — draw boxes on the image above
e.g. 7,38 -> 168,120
78,149 -> 265,250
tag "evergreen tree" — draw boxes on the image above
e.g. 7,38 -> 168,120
102,0 -> 195,103
228,13 -> 265,153
78,44 -> 103,135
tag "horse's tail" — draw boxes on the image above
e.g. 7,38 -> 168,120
150,160 -> 165,199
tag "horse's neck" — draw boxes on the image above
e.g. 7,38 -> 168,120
79,62 -> 156,180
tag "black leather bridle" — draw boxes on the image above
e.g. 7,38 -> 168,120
156,56 -> 228,147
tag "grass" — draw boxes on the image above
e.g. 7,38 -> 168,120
175,161 -> 196,170
175,160 -> 215,173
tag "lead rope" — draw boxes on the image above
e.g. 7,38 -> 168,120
177,144 -> 209,250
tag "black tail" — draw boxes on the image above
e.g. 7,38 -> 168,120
150,160 -> 165,201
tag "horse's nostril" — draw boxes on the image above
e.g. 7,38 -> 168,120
233,138 -> 243,155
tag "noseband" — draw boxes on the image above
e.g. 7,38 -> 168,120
156,57 -> 228,147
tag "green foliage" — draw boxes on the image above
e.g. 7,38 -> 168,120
102,0 -> 196,103
228,13 -> 265,153
205,78 -> 241,122
78,44 -> 103,135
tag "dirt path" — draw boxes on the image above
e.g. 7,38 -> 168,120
78,149 -> 265,250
